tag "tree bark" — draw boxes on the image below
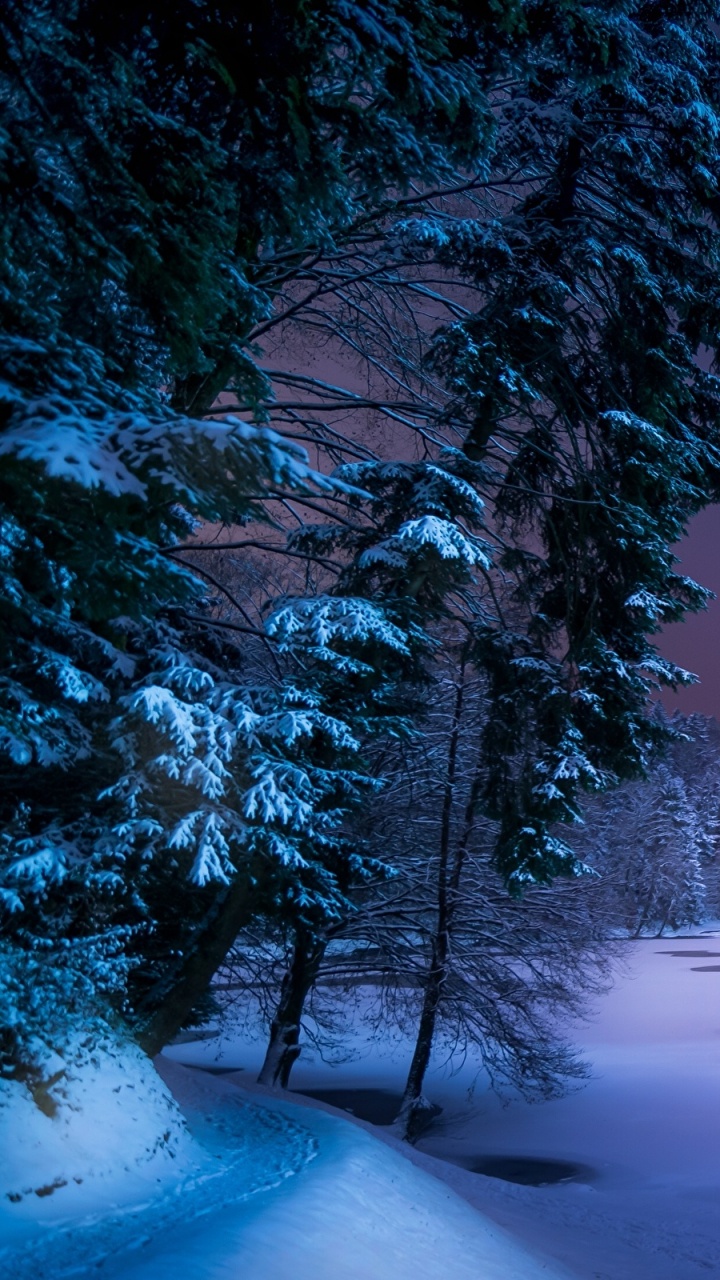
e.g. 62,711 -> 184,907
257,931 -> 326,1088
395,932 -> 448,1141
396,672 -> 466,1141
396,675 -> 488,1141
135,875 -> 254,1057
170,353 -> 237,418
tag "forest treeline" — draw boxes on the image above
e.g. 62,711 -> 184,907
3,0 -> 720,1139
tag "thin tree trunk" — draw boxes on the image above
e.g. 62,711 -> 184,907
396,670 -> 466,1141
170,353 -> 237,417
394,932 -> 448,1141
633,896 -> 652,939
257,931 -> 326,1088
396,702 -> 486,1142
655,905 -> 671,938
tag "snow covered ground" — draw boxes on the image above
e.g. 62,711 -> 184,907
163,932 -> 720,1280
0,1054 -> 316,1280
0,1055 -> 569,1280
73,1066 -> 572,1280
3,933 -> 719,1279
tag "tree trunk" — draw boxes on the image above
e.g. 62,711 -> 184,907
396,688 -> 486,1143
395,672 -> 466,1141
395,931 -> 448,1141
135,875 -> 254,1057
257,931 -> 326,1089
170,353 -> 237,418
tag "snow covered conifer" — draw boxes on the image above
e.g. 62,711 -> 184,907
6,0 -> 720,1122
411,0 -> 720,887
0,0 -> 515,1079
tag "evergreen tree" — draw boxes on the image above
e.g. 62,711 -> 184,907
227,662 -> 612,1134
408,0 -> 720,886
0,0 -> 514,1078
5,0 -> 720,1100
222,0 -> 720,891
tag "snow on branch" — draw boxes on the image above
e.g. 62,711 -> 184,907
361,516 -> 491,569
0,399 -> 356,515
266,596 -> 411,656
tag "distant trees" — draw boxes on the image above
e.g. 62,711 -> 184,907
591,769 -> 707,937
579,719 -> 720,937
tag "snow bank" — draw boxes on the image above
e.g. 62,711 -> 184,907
7,935 -> 719,1279
201,1083 -> 573,1280
0,1051 -> 570,1280
0,1036 -> 194,1234
0,1048 -> 316,1279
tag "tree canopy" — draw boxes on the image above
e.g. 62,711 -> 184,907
2,0 -> 720,1096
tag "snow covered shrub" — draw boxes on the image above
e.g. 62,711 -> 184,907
0,935 -> 130,1093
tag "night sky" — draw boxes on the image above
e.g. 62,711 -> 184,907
659,505 -> 720,719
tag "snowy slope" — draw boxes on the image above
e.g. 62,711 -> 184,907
1,1055 -> 572,1280
0,1059 -> 316,1280
5,934 -> 719,1279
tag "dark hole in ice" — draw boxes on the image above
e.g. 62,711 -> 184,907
294,1088 -> 403,1126
690,965 -> 720,972
468,1156 -> 594,1186
191,1064 -> 244,1074
657,950 -> 720,958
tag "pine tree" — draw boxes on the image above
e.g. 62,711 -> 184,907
227,662 -> 612,1131
222,0 -> 720,893
407,0 -> 720,887
246,452 -> 495,1086
5,0 -> 720,1099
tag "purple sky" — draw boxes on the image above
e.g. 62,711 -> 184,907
658,505 -> 720,718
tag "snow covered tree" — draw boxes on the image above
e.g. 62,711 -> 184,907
424,0 -> 720,888
225,661 -> 613,1133
666,714 -> 720,900
242,454 -> 495,1087
219,0 -> 720,895
0,0 -> 516,1081
156,0 -> 720,1079
582,762 -> 708,937
5,0 -> 720,1105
